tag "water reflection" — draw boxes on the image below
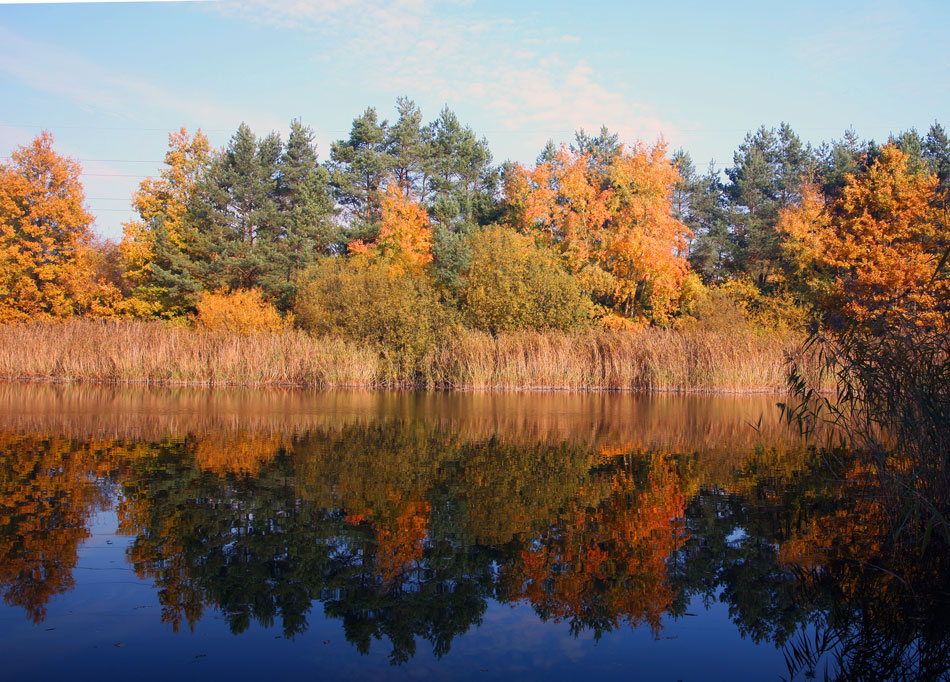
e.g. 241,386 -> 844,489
0,384 -> 947,679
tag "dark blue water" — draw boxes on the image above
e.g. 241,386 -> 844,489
0,385 -> 944,681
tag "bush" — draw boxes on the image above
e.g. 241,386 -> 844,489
683,278 -> 807,333
462,225 -> 592,334
295,258 -> 449,378
195,288 -> 290,335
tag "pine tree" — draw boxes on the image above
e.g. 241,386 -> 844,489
268,119 -> 336,309
386,97 -> 429,200
329,107 -> 389,236
192,123 -> 281,292
425,106 -> 494,232
924,121 -> 950,208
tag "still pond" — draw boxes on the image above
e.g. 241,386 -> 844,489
0,384 -> 945,681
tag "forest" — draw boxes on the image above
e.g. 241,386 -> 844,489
0,99 -> 948,390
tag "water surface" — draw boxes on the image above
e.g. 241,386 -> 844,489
0,384 -> 944,680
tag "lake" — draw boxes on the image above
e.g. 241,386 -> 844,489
0,384 -> 945,681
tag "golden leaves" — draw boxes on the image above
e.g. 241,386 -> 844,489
779,145 -> 948,328
505,143 -> 692,324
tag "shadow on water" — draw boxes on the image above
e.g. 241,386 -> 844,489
0,383 -> 947,679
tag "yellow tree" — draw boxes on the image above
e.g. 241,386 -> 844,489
780,145 -> 948,328
505,143 -> 691,325
350,183 -> 432,274
120,127 -> 211,316
0,132 -> 117,322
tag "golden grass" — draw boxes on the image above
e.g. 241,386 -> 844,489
425,327 -> 816,392
0,319 -> 818,392
0,319 -> 377,387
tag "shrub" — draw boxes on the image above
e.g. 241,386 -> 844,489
683,278 -> 807,333
295,258 -> 449,378
462,225 -> 592,334
195,288 -> 290,335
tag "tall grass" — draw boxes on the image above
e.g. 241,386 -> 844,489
0,319 -> 814,392
0,320 -> 378,387
426,327 -> 816,391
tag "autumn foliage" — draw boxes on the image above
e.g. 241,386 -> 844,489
195,288 -> 290,335
505,144 -> 692,323
0,132 -> 119,322
120,128 -> 211,317
502,452 -> 687,633
372,183 -> 433,273
780,145 -> 949,328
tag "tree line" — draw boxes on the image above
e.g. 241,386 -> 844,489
1,99 -> 948,357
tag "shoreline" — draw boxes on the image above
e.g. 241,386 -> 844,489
0,375 -> 794,394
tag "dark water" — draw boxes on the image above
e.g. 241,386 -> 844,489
0,384 -> 946,681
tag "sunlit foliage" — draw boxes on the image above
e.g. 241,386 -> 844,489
462,224 -> 591,333
120,128 -> 211,317
194,288 -> 291,335
780,144 -> 949,328
505,143 -> 691,323
295,258 -> 448,377
0,133 -> 121,321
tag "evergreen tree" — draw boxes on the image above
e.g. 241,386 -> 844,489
191,123 -> 281,292
145,214 -> 206,316
672,151 -> 729,283
724,123 -> 814,284
536,140 -> 559,166
329,108 -> 389,237
425,106 -> 494,232
572,125 -> 622,175
268,119 -> 336,309
818,127 -> 868,197
890,127 -> 926,174
386,97 -> 430,200
924,121 -> 950,207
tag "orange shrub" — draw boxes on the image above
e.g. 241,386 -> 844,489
194,288 -> 290,335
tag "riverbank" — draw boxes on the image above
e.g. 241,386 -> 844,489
0,319 -> 815,392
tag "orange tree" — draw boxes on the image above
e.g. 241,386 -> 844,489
0,132 -> 120,321
780,144 -> 949,330
505,143 -> 692,325
348,183 -> 433,273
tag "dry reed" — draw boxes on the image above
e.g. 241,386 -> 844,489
0,319 -> 816,392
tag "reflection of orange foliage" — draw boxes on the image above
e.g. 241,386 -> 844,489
192,431 -> 285,475
0,434 -> 116,622
346,497 -> 432,585
504,453 -> 687,633
375,501 -> 431,584
778,462 -> 885,592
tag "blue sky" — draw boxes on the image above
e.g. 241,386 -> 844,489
1,0 -> 948,238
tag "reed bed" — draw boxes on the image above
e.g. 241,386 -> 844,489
0,319 -> 815,392
0,320 -> 378,387
426,327 -> 815,392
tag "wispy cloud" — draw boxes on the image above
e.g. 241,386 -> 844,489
215,0 -> 676,158
0,24 -> 281,133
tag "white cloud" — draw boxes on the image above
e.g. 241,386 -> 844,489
214,0 -> 676,159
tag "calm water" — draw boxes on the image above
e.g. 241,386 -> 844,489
0,384 -> 946,681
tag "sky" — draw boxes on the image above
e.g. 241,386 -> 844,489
1,0 -> 948,238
